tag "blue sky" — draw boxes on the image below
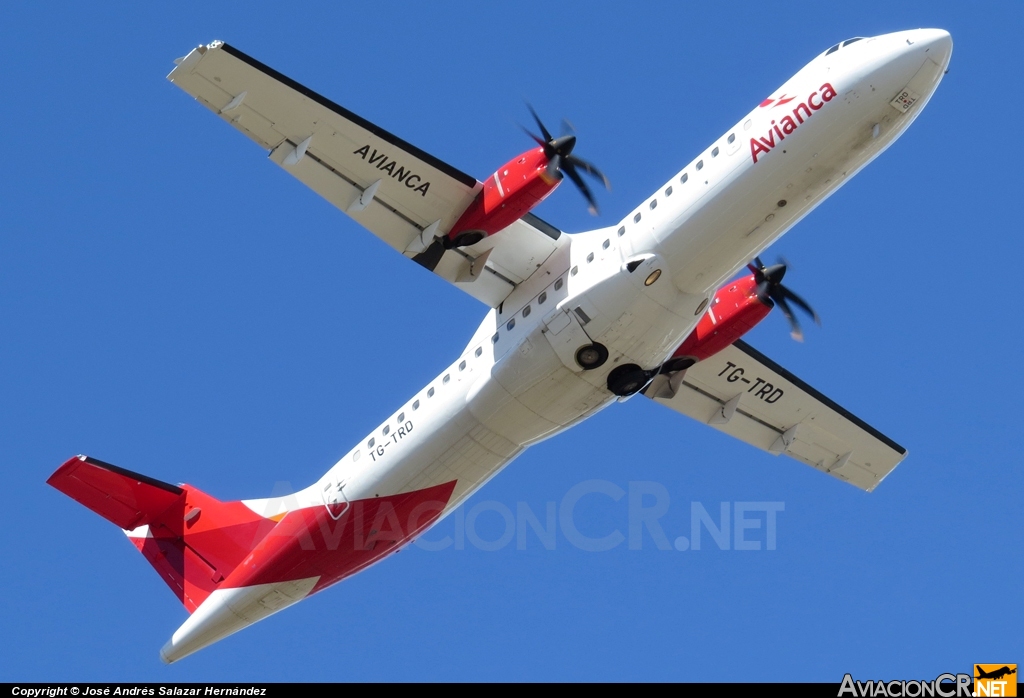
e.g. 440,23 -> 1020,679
2,0 -> 1020,682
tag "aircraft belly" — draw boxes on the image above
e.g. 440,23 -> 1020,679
475,326 -> 614,442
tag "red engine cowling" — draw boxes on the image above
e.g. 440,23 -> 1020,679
665,273 -> 771,371
446,146 -> 560,246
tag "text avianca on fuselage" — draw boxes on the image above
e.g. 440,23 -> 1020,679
48,29 -> 952,663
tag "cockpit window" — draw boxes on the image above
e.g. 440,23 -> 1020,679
842,37 -> 864,47
825,44 -> 840,55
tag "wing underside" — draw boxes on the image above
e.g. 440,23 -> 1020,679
167,41 -> 564,307
645,340 -> 907,491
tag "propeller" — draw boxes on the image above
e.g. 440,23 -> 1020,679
748,257 -> 821,341
414,107 -> 610,272
523,104 -> 610,215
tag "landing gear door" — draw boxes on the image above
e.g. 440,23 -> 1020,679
542,308 -> 591,372
321,479 -> 350,520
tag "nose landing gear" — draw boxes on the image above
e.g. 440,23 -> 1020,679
575,343 -> 609,370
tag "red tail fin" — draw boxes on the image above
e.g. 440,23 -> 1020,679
48,455 -> 279,612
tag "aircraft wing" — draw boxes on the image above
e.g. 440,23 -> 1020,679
643,340 -> 906,491
167,41 -> 564,308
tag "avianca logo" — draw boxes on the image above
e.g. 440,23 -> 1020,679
751,83 -> 837,163
759,94 -> 796,109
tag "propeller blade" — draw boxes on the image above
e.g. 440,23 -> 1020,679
546,153 -> 563,181
750,256 -> 767,280
566,154 -> 611,190
526,103 -> 552,143
563,162 -> 599,215
412,238 -> 447,272
520,125 -> 546,148
780,286 -> 821,325
755,279 -> 772,301
561,118 -> 576,136
773,293 -> 804,342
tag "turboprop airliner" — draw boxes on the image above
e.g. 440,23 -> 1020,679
48,29 -> 952,663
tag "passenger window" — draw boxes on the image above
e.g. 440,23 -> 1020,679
555,278 -> 564,290
491,332 -> 499,343
383,425 -> 390,436
634,213 -> 642,223
650,199 -> 657,210
475,346 -> 483,357
665,186 -> 673,196
443,374 -> 450,384
602,239 -> 610,250
696,160 -> 703,170
681,173 -> 689,183
728,133 -> 735,144
539,291 -> 547,304
398,412 -> 404,422
570,267 -> 578,277
586,252 -> 594,263
617,226 -> 625,237
712,147 -> 719,157
522,305 -> 531,317
428,387 -> 434,397
368,438 -> 375,448
412,400 -> 420,410
353,450 -> 361,461
507,318 -> 515,331
459,360 -> 466,371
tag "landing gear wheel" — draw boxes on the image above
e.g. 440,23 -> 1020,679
575,343 -> 609,370
451,231 -> 484,248
607,363 -> 652,397
660,356 -> 696,374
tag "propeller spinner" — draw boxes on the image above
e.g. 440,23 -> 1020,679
748,257 -> 821,341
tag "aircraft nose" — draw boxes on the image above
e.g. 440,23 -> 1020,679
909,28 -> 953,67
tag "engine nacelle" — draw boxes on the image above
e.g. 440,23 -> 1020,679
446,146 -> 560,246
664,273 -> 771,371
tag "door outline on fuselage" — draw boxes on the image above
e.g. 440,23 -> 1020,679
321,478 -> 350,520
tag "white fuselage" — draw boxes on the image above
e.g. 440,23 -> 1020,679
250,29 -> 951,522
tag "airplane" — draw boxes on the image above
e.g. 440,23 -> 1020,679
976,666 -> 1017,681
47,28 -> 952,663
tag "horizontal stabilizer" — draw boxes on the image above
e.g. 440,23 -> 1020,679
47,455 -> 184,531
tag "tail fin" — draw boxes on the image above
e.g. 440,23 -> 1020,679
48,455 -> 280,613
